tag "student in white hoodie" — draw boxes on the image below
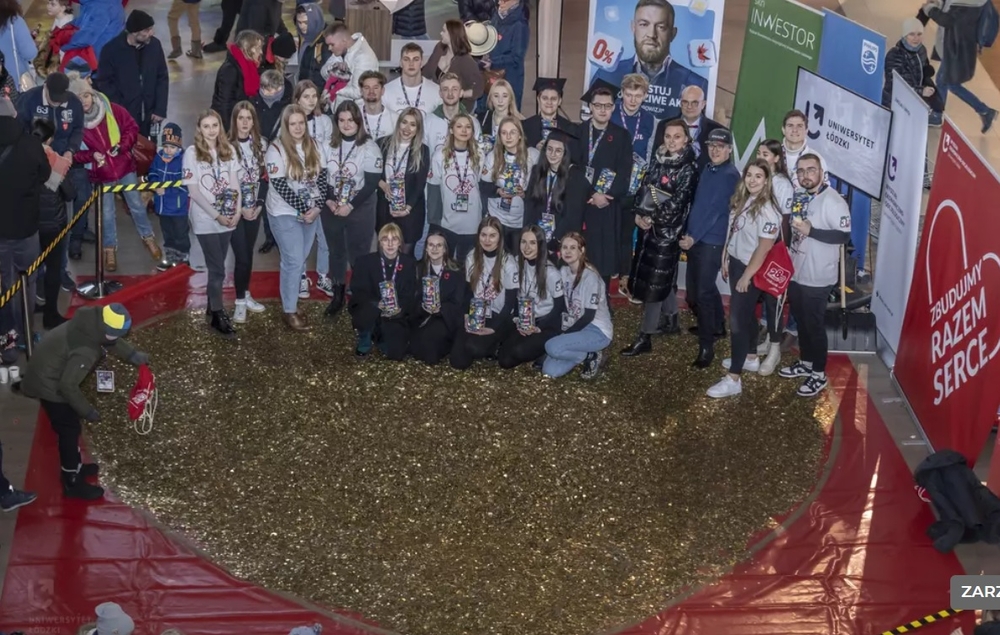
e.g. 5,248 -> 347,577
320,22 -> 379,107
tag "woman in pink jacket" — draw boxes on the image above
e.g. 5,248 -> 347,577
69,73 -> 162,272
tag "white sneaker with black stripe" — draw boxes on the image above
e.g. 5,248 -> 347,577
779,361 -> 812,379
299,274 -> 311,299
797,372 -> 828,398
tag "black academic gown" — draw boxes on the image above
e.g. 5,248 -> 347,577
580,121 -> 632,278
523,164 -> 588,257
376,139 -> 431,245
522,114 -> 584,165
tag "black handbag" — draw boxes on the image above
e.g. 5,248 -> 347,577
638,185 -> 670,213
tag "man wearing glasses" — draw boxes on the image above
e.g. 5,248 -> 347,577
653,85 -> 721,171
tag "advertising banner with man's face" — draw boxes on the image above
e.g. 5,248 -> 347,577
585,0 -> 725,120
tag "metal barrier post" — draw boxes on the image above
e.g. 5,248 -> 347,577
77,187 -> 123,300
18,271 -> 33,359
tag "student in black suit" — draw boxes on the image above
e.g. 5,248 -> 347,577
523,128 -> 587,259
522,77 -> 583,165
376,107 -> 431,253
409,230 -> 467,364
653,85 -> 722,172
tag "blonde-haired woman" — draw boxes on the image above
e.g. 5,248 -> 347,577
264,104 -> 329,331
211,30 -> 266,131
480,116 -> 539,252
476,79 -> 523,152
294,78 -> 335,299
707,158 -> 782,399
348,222 -> 419,359
321,100 -> 383,317
428,113 -> 483,262
377,106 -> 430,253
228,101 -> 269,324
183,109 -> 242,338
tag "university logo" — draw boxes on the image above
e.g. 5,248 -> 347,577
861,39 -> 879,76
887,155 -> 897,181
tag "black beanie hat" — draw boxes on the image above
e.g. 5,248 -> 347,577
126,10 -> 155,34
271,32 -> 297,59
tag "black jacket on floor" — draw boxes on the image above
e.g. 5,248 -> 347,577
0,117 -> 51,240
95,32 -> 170,137
914,449 -> 1000,553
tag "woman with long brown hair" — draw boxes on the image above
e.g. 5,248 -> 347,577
707,158 -> 782,399
264,104 -> 328,331
428,113 -> 483,262
423,18 -> 484,111
449,216 -> 518,369
228,101 -> 269,325
183,109 -> 243,338
480,116 -> 539,252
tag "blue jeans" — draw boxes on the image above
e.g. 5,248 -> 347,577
313,215 -> 329,277
269,213 -> 318,313
937,63 -> 990,115
100,173 -> 156,248
542,324 -> 611,378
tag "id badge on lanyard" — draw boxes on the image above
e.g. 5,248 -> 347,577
337,178 -> 353,205
453,192 -> 470,212
96,369 -> 115,393
585,166 -> 595,183
422,275 -> 440,313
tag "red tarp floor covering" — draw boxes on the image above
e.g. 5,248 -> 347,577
0,267 -> 976,635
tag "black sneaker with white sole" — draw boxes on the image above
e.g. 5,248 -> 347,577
778,361 -> 812,379
581,350 -> 607,379
797,373 -> 828,398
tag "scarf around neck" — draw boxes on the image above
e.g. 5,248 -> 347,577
83,93 -> 121,147
229,44 -> 261,97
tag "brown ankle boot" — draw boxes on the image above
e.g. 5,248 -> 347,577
142,236 -> 163,261
103,248 -> 117,272
186,41 -> 203,59
167,36 -> 182,59
284,312 -> 310,331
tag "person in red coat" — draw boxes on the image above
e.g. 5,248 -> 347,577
67,74 -> 162,271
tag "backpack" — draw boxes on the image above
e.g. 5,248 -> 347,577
978,0 -> 1000,51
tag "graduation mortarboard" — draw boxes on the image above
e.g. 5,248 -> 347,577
533,77 -> 567,96
544,127 -> 579,145
581,78 -> 619,104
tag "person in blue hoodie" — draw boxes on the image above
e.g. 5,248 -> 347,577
677,127 -> 739,369
488,0 -> 530,109
149,122 -> 190,269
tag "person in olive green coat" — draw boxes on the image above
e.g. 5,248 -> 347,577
17,303 -> 148,500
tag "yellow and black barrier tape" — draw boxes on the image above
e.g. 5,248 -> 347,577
102,180 -> 184,193
881,608 -> 963,635
0,188 -> 101,309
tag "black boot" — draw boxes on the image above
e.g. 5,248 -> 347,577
688,324 -> 727,340
80,462 -> 99,478
690,347 -> 714,369
620,333 -> 652,357
61,469 -> 104,500
258,238 -> 276,254
210,310 -> 237,338
68,237 -> 83,260
325,284 -> 346,317
655,312 -> 681,335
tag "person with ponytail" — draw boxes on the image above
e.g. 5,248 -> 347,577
409,230 -> 466,364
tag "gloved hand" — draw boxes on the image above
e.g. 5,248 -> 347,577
84,409 -> 101,423
130,351 -> 149,366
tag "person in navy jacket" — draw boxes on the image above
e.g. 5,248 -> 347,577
148,122 -> 190,269
488,0 -> 530,109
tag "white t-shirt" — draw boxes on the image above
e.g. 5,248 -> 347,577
182,146 -> 242,235
481,148 -> 540,229
383,77 -> 442,117
790,186 -> 851,287
235,138 -> 267,207
354,102 -> 399,141
306,114 -> 334,148
325,138 -> 382,204
423,111 -> 483,158
465,251 -> 519,316
726,200 -> 782,265
517,260 -> 564,319
264,142 -> 326,218
783,141 -> 827,188
560,265 -> 612,340
772,174 -> 794,215
429,147 -> 483,236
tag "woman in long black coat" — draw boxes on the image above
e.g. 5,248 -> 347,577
621,121 -> 698,357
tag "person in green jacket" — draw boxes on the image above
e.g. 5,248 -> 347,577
18,303 -> 148,500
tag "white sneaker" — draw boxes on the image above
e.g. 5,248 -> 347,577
707,375 -> 742,398
721,356 -> 760,372
756,334 -> 770,357
298,274 -> 311,299
316,274 -> 335,297
758,343 -> 781,376
244,293 -> 265,313
232,300 -> 248,324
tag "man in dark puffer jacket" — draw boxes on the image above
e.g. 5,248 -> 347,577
393,0 -> 427,39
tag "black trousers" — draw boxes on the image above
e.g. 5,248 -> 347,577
449,318 -> 513,370
213,0 -> 242,44
350,302 -> 410,360
619,196 -> 636,276
497,328 -> 555,368
410,315 -> 455,365
196,232 -> 233,312
0,439 -> 9,491
322,197 -> 376,284
501,224 -> 522,255
440,227 -> 476,264
689,242 -> 724,350
788,280 -> 834,373
230,214 -> 261,300
262,211 -> 274,242
159,214 -> 191,258
761,292 -> 782,342
42,399 -> 82,471
726,258 -> 764,375
37,227 -> 65,323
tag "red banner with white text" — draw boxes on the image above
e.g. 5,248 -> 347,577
895,120 -> 1000,465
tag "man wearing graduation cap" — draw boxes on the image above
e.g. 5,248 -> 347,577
591,0 -> 708,120
522,77 -> 583,166
579,79 -> 633,284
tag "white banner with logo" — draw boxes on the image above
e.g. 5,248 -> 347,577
872,73 -> 928,358
792,67 -> 893,199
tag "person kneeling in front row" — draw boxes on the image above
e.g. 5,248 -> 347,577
348,223 -> 419,359
542,232 -> 614,380
409,230 -> 467,365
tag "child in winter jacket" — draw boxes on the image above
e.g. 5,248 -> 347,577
149,122 -> 190,269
